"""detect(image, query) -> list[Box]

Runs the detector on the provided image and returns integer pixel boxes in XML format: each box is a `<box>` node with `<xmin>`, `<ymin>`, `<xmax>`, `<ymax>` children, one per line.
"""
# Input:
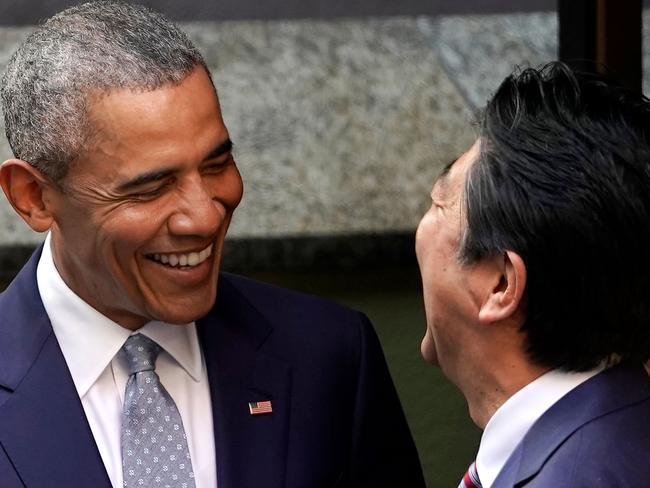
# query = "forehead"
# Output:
<box><xmin>86</xmin><ymin>69</ymin><xmax>219</xmax><ymax>131</ymax></box>
<box><xmin>69</xmin><ymin>68</ymin><xmax>225</xmax><ymax>178</ymax></box>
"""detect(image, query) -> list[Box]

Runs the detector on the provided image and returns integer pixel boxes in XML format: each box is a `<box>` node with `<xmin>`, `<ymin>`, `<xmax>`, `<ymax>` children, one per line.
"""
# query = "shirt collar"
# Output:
<box><xmin>475</xmin><ymin>366</ymin><xmax>604</xmax><ymax>488</ymax></box>
<box><xmin>36</xmin><ymin>233</ymin><xmax>203</xmax><ymax>398</ymax></box>
<box><xmin>136</xmin><ymin>321</ymin><xmax>203</xmax><ymax>383</ymax></box>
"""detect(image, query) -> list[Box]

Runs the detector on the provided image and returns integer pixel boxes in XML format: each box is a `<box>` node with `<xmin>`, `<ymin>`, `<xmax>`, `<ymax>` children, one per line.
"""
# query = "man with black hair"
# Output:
<box><xmin>416</xmin><ymin>62</ymin><xmax>650</xmax><ymax>487</ymax></box>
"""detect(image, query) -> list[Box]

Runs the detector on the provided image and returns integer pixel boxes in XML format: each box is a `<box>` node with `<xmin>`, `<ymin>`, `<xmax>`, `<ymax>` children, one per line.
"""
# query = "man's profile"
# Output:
<box><xmin>416</xmin><ymin>62</ymin><xmax>650</xmax><ymax>487</ymax></box>
<box><xmin>0</xmin><ymin>2</ymin><xmax>424</xmax><ymax>487</ymax></box>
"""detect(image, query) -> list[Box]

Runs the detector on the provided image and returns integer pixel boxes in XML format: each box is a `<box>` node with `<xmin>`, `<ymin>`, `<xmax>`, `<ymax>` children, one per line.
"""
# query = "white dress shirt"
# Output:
<box><xmin>475</xmin><ymin>366</ymin><xmax>604</xmax><ymax>488</ymax></box>
<box><xmin>36</xmin><ymin>233</ymin><xmax>218</xmax><ymax>488</ymax></box>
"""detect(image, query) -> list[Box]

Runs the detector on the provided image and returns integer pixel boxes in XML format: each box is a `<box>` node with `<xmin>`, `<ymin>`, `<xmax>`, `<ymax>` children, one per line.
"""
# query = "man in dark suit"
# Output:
<box><xmin>0</xmin><ymin>2</ymin><xmax>424</xmax><ymax>487</ymax></box>
<box><xmin>416</xmin><ymin>62</ymin><xmax>650</xmax><ymax>487</ymax></box>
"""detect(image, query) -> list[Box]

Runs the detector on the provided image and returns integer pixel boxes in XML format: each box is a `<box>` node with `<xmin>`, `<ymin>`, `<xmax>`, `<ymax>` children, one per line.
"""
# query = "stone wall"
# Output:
<box><xmin>0</xmin><ymin>10</ymin><xmax>580</xmax><ymax>275</ymax></box>
<box><xmin>0</xmin><ymin>13</ymin><xmax>561</xmax><ymax>233</ymax></box>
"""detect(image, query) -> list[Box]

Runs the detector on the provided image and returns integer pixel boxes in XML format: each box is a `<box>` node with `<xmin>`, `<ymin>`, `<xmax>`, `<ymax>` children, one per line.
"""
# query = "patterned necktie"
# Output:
<box><xmin>458</xmin><ymin>461</ymin><xmax>482</xmax><ymax>488</ymax></box>
<box><xmin>121</xmin><ymin>334</ymin><xmax>196</xmax><ymax>488</ymax></box>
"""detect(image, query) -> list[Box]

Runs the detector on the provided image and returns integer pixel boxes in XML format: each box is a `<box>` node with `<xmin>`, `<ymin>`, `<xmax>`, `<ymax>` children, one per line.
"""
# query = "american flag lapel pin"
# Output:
<box><xmin>249</xmin><ymin>400</ymin><xmax>273</xmax><ymax>415</ymax></box>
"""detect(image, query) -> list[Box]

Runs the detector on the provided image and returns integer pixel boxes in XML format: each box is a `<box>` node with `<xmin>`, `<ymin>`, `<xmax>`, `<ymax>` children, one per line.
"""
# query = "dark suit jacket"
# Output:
<box><xmin>492</xmin><ymin>363</ymin><xmax>650</xmax><ymax>487</ymax></box>
<box><xmin>0</xmin><ymin>248</ymin><xmax>425</xmax><ymax>487</ymax></box>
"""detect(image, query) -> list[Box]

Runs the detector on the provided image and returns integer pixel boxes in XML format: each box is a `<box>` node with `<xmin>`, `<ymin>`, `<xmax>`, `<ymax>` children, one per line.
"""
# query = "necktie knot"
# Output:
<box><xmin>122</xmin><ymin>334</ymin><xmax>161</xmax><ymax>375</ymax></box>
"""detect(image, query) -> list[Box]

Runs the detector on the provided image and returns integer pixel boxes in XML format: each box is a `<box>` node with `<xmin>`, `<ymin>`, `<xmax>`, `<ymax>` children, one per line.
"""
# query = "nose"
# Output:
<box><xmin>167</xmin><ymin>177</ymin><xmax>226</xmax><ymax>238</ymax></box>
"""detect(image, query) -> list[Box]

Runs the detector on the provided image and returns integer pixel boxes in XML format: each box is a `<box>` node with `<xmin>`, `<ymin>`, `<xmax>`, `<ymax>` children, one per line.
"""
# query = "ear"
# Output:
<box><xmin>478</xmin><ymin>250</ymin><xmax>526</xmax><ymax>324</ymax></box>
<box><xmin>0</xmin><ymin>159</ymin><xmax>55</xmax><ymax>232</ymax></box>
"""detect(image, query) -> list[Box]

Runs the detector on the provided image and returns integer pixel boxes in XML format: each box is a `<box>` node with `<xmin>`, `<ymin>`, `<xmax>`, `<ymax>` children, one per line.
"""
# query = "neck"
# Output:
<box><xmin>458</xmin><ymin>348</ymin><xmax>550</xmax><ymax>429</ymax></box>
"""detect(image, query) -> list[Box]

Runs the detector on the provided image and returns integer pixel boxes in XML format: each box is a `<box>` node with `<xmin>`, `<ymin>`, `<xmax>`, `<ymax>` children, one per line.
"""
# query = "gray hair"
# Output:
<box><xmin>1</xmin><ymin>1</ymin><xmax>207</xmax><ymax>183</ymax></box>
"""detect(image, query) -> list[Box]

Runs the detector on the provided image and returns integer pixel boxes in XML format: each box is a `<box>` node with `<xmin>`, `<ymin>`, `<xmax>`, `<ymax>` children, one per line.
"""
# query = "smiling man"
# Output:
<box><xmin>416</xmin><ymin>63</ymin><xmax>650</xmax><ymax>487</ymax></box>
<box><xmin>0</xmin><ymin>2</ymin><xmax>424</xmax><ymax>487</ymax></box>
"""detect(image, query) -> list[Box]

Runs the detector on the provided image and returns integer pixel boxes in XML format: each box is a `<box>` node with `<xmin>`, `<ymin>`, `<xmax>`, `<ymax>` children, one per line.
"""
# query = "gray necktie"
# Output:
<box><xmin>121</xmin><ymin>334</ymin><xmax>196</xmax><ymax>488</ymax></box>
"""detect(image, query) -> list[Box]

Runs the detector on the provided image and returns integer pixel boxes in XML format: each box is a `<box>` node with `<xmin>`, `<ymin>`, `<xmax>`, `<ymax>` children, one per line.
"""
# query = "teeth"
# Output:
<box><xmin>187</xmin><ymin>252</ymin><xmax>199</xmax><ymax>266</ymax></box>
<box><xmin>149</xmin><ymin>244</ymin><xmax>213</xmax><ymax>269</ymax></box>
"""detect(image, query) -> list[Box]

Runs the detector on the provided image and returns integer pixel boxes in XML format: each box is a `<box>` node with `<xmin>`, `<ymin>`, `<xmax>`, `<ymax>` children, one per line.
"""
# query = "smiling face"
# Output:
<box><xmin>415</xmin><ymin>141</ymin><xmax>480</xmax><ymax>373</ymax></box>
<box><xmin>46</xmin><ymin>67</ymin><xmax>243</xmax><ymax>329</ymax></box>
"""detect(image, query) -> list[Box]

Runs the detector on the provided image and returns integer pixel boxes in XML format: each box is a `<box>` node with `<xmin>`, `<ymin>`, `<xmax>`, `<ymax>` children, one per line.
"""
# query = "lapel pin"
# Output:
<box><xmin>249</xmin><ymin>400</ymin><xmax>273</xmax><ymax>415</ymax></box>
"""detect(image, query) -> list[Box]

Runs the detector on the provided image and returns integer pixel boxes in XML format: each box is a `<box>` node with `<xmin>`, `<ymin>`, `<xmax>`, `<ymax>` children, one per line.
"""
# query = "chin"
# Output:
<box><xmin>420</xmin><ymin>335</ymin><xmax>439</xmax><ymax>366</ymax></box>
<box><xmin>165</xmin><ymin>304</ymin><xmax>214</xmax><ymax>324</ymax></box>
<box><xmin>157</xmin><ymin>275</ymin><xmax>221</xmax><ymax>324</ymax></box>
<box><xmin>149</xmin><ymin>295</ymin><xmax>217</xmax><ymax>324</ymax></box>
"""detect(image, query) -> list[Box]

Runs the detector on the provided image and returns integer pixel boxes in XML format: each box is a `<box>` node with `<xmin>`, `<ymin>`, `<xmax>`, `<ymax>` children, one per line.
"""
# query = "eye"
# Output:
<box><xmin>205</xmin><ymin>163</ymin><xmax>226</xmax><ymax>173</ymax></box>
<box><xmin>204</xmin><ymin>156</ymin><xmax>234</xmax><ymax>174</ymax></box>
<box><xmin>432</xmin><ymin>200</ymin><xmax>445</xmax><ymax>213</ymax></box>
<box><xmin>130</xmin><ymin>181</ymin><xmax>173</xmax><ymax>200</ymax></box>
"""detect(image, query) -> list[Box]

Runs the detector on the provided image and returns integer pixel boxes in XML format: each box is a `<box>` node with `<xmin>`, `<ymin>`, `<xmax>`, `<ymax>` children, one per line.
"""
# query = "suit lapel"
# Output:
<box><xmin>494</xmin><ymin>363</ymin><xmax>650</xmax><ymax>486</ymax></box>
<box><xmin>0</xmin><ymin>247</ymin><xmax>111</xmax><ymax>487</ymax></box>
<box><xmin>198</xmin><ymin>274</ymin><xmax>292</xmax><ymax>488</ymax></box>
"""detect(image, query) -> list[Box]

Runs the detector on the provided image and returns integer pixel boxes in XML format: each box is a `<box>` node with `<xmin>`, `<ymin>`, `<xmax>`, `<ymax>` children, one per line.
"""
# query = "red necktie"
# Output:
<box><xmin>458</xmin><ymin>461</ymin><xmax>482</xmax><ymax>488</ymax></box>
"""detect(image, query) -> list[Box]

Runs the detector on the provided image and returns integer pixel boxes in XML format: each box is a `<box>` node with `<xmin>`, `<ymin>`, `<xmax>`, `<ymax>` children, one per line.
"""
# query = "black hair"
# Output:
<box><xmin>462</xmin><ymin>62</ymin><xmax>650</xmax><ymax>371</ymax></box>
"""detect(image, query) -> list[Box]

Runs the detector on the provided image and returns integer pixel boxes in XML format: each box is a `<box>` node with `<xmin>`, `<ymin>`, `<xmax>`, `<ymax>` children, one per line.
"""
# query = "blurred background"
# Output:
<box><xmin>0</xmin><ymin>1</ymin><xmax>646</xmax><ymax>485</ymax></box>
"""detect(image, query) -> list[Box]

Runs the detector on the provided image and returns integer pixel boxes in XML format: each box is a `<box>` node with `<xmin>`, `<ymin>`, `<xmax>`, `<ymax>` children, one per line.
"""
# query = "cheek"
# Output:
<box><xmin>96</xmin><ymin>209</ymin><xmax>166</xmax><ymax>259</ymax></box>
<box><xmin>112</xmin><ymin>208</ymin><xmax>163</xmax><ymax>233</ymax></box>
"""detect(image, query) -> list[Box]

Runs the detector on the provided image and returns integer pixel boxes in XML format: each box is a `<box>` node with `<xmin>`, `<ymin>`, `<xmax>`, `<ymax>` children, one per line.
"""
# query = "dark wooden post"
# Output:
<box><xmin>559</xmin><ymin>0</ymin><xmax>642</xmax><ymax>93</ymax></box>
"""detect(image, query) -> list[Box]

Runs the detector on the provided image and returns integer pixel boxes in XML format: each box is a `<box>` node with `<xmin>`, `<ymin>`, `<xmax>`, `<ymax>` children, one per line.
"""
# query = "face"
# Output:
<box><xmin>46</xmin><ymin>67</ymin><xmax>243</xmax><ymax>329</ymax></box>
<box><xmin>415</xmin><ymin>141</ymin><xmax>480</xmax><ymax>375</ymax></box>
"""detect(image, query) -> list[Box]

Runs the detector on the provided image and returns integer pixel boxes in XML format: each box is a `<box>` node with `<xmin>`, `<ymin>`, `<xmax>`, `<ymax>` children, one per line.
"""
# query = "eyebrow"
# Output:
<box><xmin>116</xmin><ymin>138</ymin><xmax>234</xmax><ymax>192</ymax></box>
<box><xmin>204</xmin><ymin>138</ymin><xmax>233</xmax><ymax>161</ymax></box>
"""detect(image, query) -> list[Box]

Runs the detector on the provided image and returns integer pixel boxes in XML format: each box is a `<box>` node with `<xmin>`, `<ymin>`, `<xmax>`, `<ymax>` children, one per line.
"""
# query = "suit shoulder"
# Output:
<box><xmin>570</xmin><ymin>393</ymin><xmax>650</xmax><ymax>452</ymax></box>
<box><xmin>531</xmin><ymin>395</ymin><xmax>650</xmax><ymax>486</ymax></box>
<box><xmin>563</xmin><ymin>391</ymin><xmax>650</xmax><ymax>450</ymax></box>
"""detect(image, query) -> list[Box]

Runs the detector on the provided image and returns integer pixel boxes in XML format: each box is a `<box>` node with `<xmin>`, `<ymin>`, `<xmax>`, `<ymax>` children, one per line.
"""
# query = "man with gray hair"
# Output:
<box><xmin>0</xmin><ymin>2</ymin><xmax>424</xmax><ymax>487</ymax></box>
